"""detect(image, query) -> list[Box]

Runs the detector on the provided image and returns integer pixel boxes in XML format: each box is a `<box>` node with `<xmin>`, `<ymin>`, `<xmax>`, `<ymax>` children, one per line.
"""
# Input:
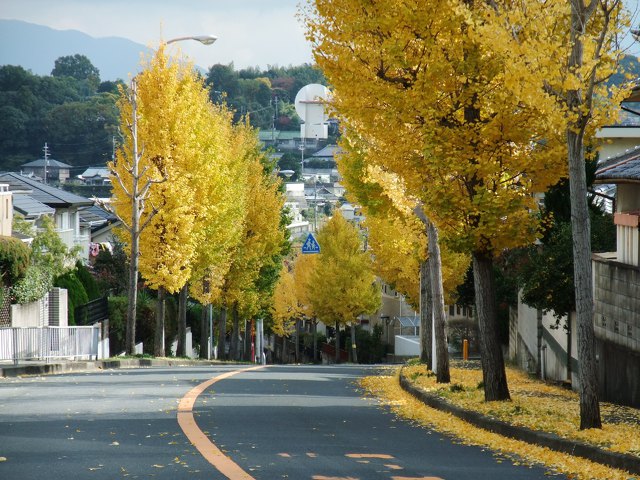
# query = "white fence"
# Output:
<box><xmin>0</xmin><ymin>326</ymin><xmax>99</xmax><ymax>364</ymax></box>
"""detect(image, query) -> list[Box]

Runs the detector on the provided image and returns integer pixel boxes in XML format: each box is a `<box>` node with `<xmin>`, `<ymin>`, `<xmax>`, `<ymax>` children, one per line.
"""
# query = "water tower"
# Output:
<box><xmin>294</xmin><ymin>83</ymin><xmax>330</xmax><ymax>140</ymax></box>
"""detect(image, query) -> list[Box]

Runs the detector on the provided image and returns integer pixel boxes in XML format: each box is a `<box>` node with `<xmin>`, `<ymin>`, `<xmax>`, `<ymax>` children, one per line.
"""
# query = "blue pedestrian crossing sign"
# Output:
<box><xmin>301</xmin><ymin>232</ymin><xmax>321</xmax><ymax>254</ymax></box>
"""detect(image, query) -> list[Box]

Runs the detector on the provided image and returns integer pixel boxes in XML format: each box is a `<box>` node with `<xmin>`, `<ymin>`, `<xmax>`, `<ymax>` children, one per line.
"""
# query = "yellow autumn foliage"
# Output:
<box><xmin>306</xmin><ymin>0</ymin><xmax>569</xmax><ymax>256</ymax></box>
<box><xmin>311</xmin><ymin>211</ymin><xmax>380</xmax><ymax>327</ymax></box>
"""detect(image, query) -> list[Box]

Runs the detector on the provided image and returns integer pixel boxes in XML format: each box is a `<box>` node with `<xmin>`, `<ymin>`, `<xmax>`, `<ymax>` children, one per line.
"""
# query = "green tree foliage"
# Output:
<box><xmin>74</xmin><ymin>260</ymin><xmax>101</xmax><ymax>301</ymax></box>
<box><xmin>0</xmin><ymin>59</ymin><xmax>117</xmax><ymax>172</ymax></box>
<box><xmin>51</xmin><ymin>54</ymin><xmax>101</xmax><ymax>94</ymax></box>
<box><xmin>518</xmin><ymin>160</ymin><xmax>616</xmax><ymax>321</ymax></box>
<box><xmin>0</xmin><ymin>236</ymin><xmax>30</xmax><ymax>287</ymax></box>
<box><xmin>205</xmin><ymin>63</ymin><xmax>326</xmax><ymax>130</ymax></box>
<box><xmin>92</xmin><ymin>240</ymin><xmax>128</xmax><ymax>295</ymax></box>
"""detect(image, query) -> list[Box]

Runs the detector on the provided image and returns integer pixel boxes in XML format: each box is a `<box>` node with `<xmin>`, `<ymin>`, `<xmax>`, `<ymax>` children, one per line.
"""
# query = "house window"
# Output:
<box><xmin>614</xmin><ymin>320</ymin><xmax>619</xmax><ymax>334</ymax></box>
<box><xmin>628</xmin><ymin>325</ymin><xmax>633</xmax><ymax>338</ymax></box>
<box><xmin>601</xmin><ymin>316</ymin><xmax>607</xmax><ymax>328</ymax></box>
<box><xmin>449</xmin><ymin>305</ymin><xmax>455</xmax><ymax>316</ymax></box>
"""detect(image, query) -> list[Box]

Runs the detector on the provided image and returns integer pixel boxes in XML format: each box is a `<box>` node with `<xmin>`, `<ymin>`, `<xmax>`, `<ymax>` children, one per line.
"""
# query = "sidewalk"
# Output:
<box><xmin>0</xmin><ymin>357</ymin><xmax>220</xmax><ymax>378</ymax></box>
<box><xmin>397</xmin><ymin>362</ymin><xmax>640</xmax><ymax>477</ymax></box>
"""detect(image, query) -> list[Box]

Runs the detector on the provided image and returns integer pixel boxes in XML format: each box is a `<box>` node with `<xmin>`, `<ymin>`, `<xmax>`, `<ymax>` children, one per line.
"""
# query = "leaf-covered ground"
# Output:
<box><xmin>361</xmin><ymin>362</ymin><xmax>640</xmax><ymax>480</ymax></box>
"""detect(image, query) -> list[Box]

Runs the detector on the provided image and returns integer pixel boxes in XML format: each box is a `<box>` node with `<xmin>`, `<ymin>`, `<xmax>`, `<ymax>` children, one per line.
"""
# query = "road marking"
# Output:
<box><xmin>278</xmin><ymin>453</ymin><xmax>291</xmax><ymax>458</ymax></box>
<box><xmin>391</xmin><ymin>477</ymin><xmax>444</xmax><ymax>480</ymax></box>
<box><xmin>312</xmin><ymin>477</ymin><xmax>360</xmax><ymax>480</ymax></box>
<box><xmin>177</xmin><ymin>365</ymin><xmax>263</xmax><ymax>480</ymax></box>
<box><xmin>346</xmin><ymin>453</ymin><xmax>394</xmax><ymax>459</ymax></box>
<box><xmin>385</xmin><ymin>464</ymin><xmax>404</xmax><ymax>470</ymax></box>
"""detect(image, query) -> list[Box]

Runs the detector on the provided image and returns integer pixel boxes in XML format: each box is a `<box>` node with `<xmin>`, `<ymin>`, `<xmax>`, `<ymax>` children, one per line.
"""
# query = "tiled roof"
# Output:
<box><xmin>80</xmin><ymin>167</ymin><xmax>110</xmax><ymax>178</ymax></box>
<box><xmin>12</xmin><ymin>193</ymin><xmax>55</xmax><ymax>217</ymax></box>
<box><xmin>595</xmin><ymin>146</ymin><xmax>640</xmax><ymax>183</ymax></box>
<box><xmin>21</xmin><ymin>158</ymin><xmax>72</xmax><ymax>168</ymax></box>
<box><xmin>311</xmin><ymin>144</ymin><xmax>342</xmax><ymax>158</ymax></box>
<box><xmin>0</xmin><ymin>172</ymin><xmax>93</xmax><ymax>207</ymax></box>
<box><xmin>79</xmin><ymin>205</ymin><xmax>117</xmax><ymax>226</ymax></box>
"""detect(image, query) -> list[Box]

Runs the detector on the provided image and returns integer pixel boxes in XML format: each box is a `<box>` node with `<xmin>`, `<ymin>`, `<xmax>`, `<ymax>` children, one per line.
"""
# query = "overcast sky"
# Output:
<box><xmin>0</xmin><ymin>0</ymin><xmax>314</xmax><ymax>70</ymax></box>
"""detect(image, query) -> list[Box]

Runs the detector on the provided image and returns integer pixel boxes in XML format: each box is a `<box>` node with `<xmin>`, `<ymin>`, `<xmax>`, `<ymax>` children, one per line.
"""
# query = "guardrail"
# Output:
<box><xmin>0</xmin><ymin>326</ymin><xmax>99</xmax><ymax>364</ymax></box>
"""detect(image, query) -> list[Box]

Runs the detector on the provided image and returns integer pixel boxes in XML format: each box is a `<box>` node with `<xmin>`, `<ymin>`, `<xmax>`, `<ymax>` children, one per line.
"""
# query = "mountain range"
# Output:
<box><xmin>0</xmin><ymin>19</ymin><xmax>161</xmax><ymax>81</ymax></box>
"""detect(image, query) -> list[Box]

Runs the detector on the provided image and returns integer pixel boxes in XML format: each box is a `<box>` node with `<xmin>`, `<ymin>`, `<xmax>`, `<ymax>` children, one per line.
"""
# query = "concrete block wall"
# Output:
<box><xmin>593</xmin><ymin>258</ymin><xmax>640</xmax><ymax>353</ymax></box>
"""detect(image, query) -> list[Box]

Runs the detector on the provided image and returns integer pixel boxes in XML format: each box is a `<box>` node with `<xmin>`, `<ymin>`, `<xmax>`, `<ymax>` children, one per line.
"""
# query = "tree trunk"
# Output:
<box><xmin>177</xmin><ymin>284</ymin><xmax>188</xmax><ymax>357</ymax></box>
<box><xmin>199</xmin><ymin>303</ymin><xmax>208</xmax><ymax>359</ymax></box>
<box><xmin>281</xmin><ymin>335</ymin><xmax>287</xmax><ymax>363</ymax></box>
<box><xmin>125</xmin><ymin>238</ymin><xmax>139</xmax><ymax>355</ymax></box>
<box><xmin>426</xmin><ymin>219</ymin><xmax>449</xmax><ymax>383</ymax></box>
<box><xmin>218</xmin><ymin>306</ymin><xmax>227</xmax><ymax>360</ymax></box>
<box><xmin>567</xmin><ymin>127</ymin><xmax>601</xmax><ymax>428</ymax></box>
<box><xmin>230</xmin><ymin>304</ymin><xmax>239</xmax><ymax>360</ymax></box>
<box><xmin>124</xmin><ymin>79</ymin><xmax>141</xmax><ymax>357</ymax></box>
<box><xmin>334</xmin><ymin>321</ymin><xmax>340</xmax><ymax>364</ymax></box>
<box><xmin>295</xmin><ymin>319</ymin><xmax>300</xmax><ymax>363</ymax></box>
<box><xmin>313</xmin><ymin>320</ymin><xmax>318</xmax><ymax>363</ymax></box>
<box><xmin>473</xmin><ymin>252</ymin><xmax>510</xmax><ymax>401</ymax></box>
<box><xmin>419</xmin><ymin>258</ymin><xmax>433</xmax><ymax>367</ymax></box>
<box><xmin>154</xmin><ymin>286</ymin><xmax>166</xmax><ymax>357</ymax></box>
<box><xmin>243</xmin><ymin>319</ymin><xmax>251</xmax><ymax>361</ymax></box>
<box><xmin>350</xmin><ymin>323</ymin><xmax>358</xmax><ymax>364</ymax></box>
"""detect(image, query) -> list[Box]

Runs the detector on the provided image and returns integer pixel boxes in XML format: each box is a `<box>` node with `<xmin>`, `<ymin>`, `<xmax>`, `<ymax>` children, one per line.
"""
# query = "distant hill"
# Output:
<box><xmin>0</xmin><ymin>19</ymin><xmax>155</xmax><ymax>81</ymax></box>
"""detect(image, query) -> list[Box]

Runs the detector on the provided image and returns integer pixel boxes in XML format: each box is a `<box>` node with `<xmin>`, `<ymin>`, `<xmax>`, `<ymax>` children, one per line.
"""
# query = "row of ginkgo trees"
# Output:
<box><xmin>108</xmin><ymin>44</ymin><xmax>287</xmax><ymax>359</ymax></box>
<box><xmin>272</xmin><ymin>212</ymin><xmax>381</xmax><ymax>364</ymax></box>
<box><xmin>304</xmin><ymin>0</ymin><xmax>632</xmax><ymax>430</ymax></box>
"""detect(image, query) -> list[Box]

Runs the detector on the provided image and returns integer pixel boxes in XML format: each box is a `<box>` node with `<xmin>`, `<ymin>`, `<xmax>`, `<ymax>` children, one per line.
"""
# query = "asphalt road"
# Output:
<box><xmin>0</xmin><ymin>364</ymin><xmax>565</xmax><ymax>479</ymax></box>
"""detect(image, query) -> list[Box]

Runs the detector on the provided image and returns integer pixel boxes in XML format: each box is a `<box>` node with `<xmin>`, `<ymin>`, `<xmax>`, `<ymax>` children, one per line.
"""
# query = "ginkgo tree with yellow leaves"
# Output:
<box><xmin>109</xmin><ymin>43</ymin><xmax>276</xmax><ymax>357</ymax></box>
<box><xmin>215</xmin><ymin>137</ymin><xmax>287</xmax><ymax>361</ymax></box>
<box><xmin>306</xmin><ymin>0</ymin><xmax>571</xmax><ymax>400</ymax></box>
<box><xmin>309</xmin><ymin>211</ymin><xmax>380</xmax><ymax>363</ymax></box>
<box><xmin>338</xmin><ymin>141</ymin><xmax>469</xmax><ymax>381</ymax></box>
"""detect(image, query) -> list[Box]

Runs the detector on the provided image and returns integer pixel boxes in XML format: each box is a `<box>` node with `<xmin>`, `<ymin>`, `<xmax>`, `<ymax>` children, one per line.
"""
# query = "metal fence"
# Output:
<box><xmin>0</xmin><ymin>326</ymin><xmax>99</xmax><ymax>364</ymax></box>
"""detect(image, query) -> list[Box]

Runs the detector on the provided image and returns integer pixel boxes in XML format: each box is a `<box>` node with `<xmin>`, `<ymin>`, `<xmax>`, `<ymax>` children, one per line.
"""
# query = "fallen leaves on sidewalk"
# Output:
<box><xmin>403</xmin><ymin>362</ymin><xmax>640</xmax><ymax>458</ymax></box>
<box><xmin>361</xmin><ymin>366</ymin><xmax>637</xmax><ymax>480</ymax></box>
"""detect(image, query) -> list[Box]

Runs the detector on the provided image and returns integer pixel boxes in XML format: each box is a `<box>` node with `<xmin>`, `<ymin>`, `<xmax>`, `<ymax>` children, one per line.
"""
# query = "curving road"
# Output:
<box><xmin>0</xmin><ymin>364</ymin><xmax>564</xmax><ymax>479</ymax></box>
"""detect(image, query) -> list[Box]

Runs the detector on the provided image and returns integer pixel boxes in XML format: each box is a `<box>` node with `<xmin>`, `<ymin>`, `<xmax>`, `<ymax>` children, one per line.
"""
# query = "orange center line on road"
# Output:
<box><xmin>177</xmin><ymin>365</ymin><xmax>264</xmax><ymax>480</ymax></box>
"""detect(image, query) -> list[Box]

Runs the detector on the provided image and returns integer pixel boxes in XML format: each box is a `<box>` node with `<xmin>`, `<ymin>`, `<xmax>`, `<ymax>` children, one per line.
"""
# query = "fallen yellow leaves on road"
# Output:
<box><xmin>361</xmin><ymin>364</ymin><xmax>638</xmax><ymax>480</ymax></box>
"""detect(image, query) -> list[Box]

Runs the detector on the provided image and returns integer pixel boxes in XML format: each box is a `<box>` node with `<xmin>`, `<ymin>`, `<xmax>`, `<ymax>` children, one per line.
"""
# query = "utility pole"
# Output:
<box><xmin>42</xmin><ymin>142</ymin><xmax>50</xmax><ymax>184</ymax></box>
<box><xmin>299</xmin><ymin>140</ymin><xmax>305</xmax><ymax>179</ymax></box>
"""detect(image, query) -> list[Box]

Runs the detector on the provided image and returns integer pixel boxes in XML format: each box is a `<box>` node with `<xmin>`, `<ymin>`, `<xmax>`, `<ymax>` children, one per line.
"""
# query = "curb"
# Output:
<box><xmin>0</xmin><ymin>358</ymin><xmax>221</xmax><ymax>378</ymax></box>
<box><xmin>399</xmin><ymin>369</ymin><xmax>640</xmax><ymax>476</ymax></box>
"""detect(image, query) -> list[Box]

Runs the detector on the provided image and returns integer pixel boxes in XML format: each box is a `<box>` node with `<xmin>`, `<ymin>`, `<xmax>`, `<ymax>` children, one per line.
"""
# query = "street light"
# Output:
<box><xmin>166</xmin><ymin>34</ymin><xmax>218</xmax><ymax>46</ymax></box>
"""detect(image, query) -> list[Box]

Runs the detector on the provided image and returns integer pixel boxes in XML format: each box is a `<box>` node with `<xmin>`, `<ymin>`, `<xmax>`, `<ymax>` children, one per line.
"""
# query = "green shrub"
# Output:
<box><xmin>11</xmin><ymin>265</ymin><xmax>51</xmax><ymax>304</ymax></box>
<box><xmin>75</xmin><ymin>261</ymin><xmax>101</xmax><ymax>300</ymax></box>
<box><xmin>0</xmin><ymin>236</ymin><xmax>30</xmax><ymax>286</ymax></box>
<box><xmin>108</xmin><ymin>296</ymin><xmax>128</xmax><ymax>354</ymax></box>
<box><xmin>54</xmin><ymin>271</ymin><xmax>88</xmax><ymax>325</ymax></box>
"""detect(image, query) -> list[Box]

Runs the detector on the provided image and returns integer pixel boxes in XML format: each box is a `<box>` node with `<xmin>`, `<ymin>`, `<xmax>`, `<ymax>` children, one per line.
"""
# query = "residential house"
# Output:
<box><xmin>591</xmin><ymin>147</ymin><xmax>640</xmax><ymax>407</ymax></box>
<box><xmin>510</xmin><ymin>92</ymin><xmax>640</xmax><ymax>407</ymax></box>
<box><xmin>283</xmin><ymin>182</ymin><xmax>310</xmax><ymax>239</ymax></box>
<box><xmin>20</xmin><ymin>158</ymin><xmax>72</xmax><ymax>184</ymax></box>
<box><xmin>0</xmin><ymin>173</ymin><xmax>94</xmax><ymax>260</ymax></box>
<box><xmin>78</xmin><ymin>167</ymin><xmax>111</xmax><ymax>186</ymax></box>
